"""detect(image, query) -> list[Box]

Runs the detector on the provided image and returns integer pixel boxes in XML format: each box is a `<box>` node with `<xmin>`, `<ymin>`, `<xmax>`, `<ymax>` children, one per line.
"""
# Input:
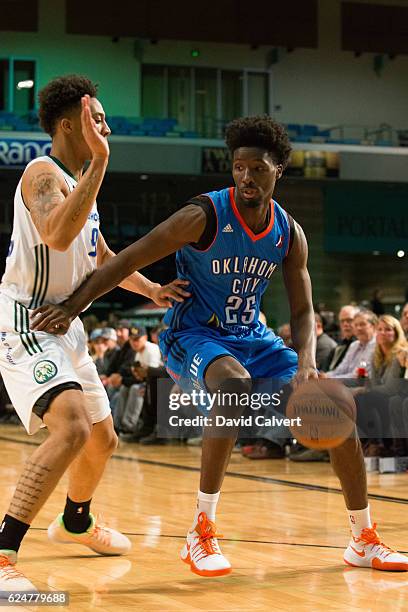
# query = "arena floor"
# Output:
<box><xmin>1</xmin><ymin>424</ymin><xmax>408</xmax><ymax>611</ymax></box>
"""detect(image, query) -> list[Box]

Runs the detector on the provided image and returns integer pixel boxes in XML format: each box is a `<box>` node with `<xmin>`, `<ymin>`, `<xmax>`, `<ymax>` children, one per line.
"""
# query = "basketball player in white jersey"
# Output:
<box><xmin>0</xmin><ymin>74</ymin><xmax>189</xmax><ymax>593</ymax></box>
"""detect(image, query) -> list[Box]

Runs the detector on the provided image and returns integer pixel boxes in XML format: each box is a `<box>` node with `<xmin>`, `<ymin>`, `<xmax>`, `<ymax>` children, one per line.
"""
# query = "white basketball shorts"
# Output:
<box><xmin>0</xmin><ymin>293</ymin><xmax>110</xmax><ymax>434</ymax></box>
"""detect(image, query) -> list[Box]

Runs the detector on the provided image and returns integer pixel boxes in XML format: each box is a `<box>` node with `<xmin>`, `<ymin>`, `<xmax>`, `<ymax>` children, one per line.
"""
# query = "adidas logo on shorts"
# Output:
<box><xmin>222</xmin><ymin>224</ymin><xmax>234</xmax><ymax>233</ymax></box>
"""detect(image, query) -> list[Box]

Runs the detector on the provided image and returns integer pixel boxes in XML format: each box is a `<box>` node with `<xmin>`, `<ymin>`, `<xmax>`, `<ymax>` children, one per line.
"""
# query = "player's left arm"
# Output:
<box><xmin>96</xmin><ymin>232</ymin><xmax>190</xmax><ymax>307</ymax></box>
<box><xmin>282</xmin><ymin>221</ymin><xmax>317</xmax><ymax>383</ymax></box>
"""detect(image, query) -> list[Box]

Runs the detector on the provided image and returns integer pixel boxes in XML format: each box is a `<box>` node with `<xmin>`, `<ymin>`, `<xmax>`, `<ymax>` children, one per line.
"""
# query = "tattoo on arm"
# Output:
<box><xmin>71</xmin><ymin>168</ymin><xmax>99</xmax><ymax>222</ymax></box>
<box><xmin>29</xmin><ymin>172</ymin><xmax>64</xmax><ymax>234</ymax></box>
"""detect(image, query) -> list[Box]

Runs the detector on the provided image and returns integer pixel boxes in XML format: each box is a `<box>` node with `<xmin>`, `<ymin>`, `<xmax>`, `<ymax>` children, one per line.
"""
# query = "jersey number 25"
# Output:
<box><xmin>225</xmin><ymin>295</ymin><xmax>256</xmax><ymax>325</ymax></box>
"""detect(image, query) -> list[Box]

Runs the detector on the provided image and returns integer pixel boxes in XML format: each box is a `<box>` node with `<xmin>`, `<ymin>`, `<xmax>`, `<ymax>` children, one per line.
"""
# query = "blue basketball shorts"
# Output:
<box><xmin>159</xmin><ymin>325</ymin><xmax>298</xmax><ymax>393</ymax></box>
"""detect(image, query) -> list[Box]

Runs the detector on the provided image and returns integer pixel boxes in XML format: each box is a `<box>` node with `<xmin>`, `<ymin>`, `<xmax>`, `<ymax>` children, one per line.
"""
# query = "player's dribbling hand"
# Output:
<box><xmin>149</xmin><ymin>279</ymin><xmax>191</xmax><ymax>308</ymax></box>
<box><xmin>292</xmin><ymin>366</ymin><xmax>319</xmax><ymax>388</ymax></box>
<box><xmin>30</xmin><ymin>304</ymin><xmax>72</xmax><ymax>335</ymax></box>
<box><xmin>81</xmin><ymin>95</ymin><xmax>109</xmax><ymax>160</ymax></box>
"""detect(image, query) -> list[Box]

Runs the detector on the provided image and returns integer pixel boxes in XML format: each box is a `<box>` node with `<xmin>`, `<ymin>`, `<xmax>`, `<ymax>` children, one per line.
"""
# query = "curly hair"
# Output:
<box><xmin>38</xmin><ymin>74</ymin><xmax>98</xmax><ymax>136</ymax></box>
<box><xmin>225</xmin><ymin>115</ymin><xmax>292</xmax><ymax>168</ymax></box>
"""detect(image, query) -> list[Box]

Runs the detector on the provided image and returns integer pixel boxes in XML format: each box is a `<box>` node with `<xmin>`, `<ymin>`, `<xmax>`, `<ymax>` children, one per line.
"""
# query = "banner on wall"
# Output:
<box><xmin>0</xmin><ymin>138</ymin><xmax>51</xmax><ymax>167</ymax></box>
<box><xmin>324</xmin><ymin>184</ymin><xmax>408</xmax><ymax>253</ymax></box>
<box><xmin>201</xmin><ymin>147</ymin><xmax>339</xmax><ymax>178</ymax></box>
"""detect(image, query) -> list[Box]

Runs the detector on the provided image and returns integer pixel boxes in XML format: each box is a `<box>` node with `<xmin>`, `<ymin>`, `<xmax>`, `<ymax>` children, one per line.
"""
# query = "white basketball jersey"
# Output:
<box><xmin>0</xmin><ymin>156</ymin><xmax>100</xmax><ymax>308</ymax></box>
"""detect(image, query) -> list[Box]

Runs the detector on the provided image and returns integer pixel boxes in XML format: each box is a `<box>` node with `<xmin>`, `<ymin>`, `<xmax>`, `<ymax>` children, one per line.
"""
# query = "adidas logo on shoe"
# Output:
<box><xmin>222</xmin><ymin>224</ymin><xmax>234</xmax><ymax>233</ymax></box>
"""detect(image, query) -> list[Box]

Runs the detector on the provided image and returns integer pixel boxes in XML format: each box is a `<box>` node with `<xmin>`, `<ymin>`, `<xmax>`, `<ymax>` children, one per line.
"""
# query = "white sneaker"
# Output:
<box><xmin>180</xmin><ymin>512</ymin><xmax>231</xmax><ymax>577</ymax></box>
<box><xmin>0</xmin><ymin>551</ymin><xmax>37</xmax><ymax>596</ymax></box>
<box><xmin>344</xmin><ymin>523</ymin><xmax>408</xmax><ymax>571</ymax></box>
<box><xmin>48</xmin><ymin>513</ymin><xmax>131</xmax><ymax>556</ymax></box>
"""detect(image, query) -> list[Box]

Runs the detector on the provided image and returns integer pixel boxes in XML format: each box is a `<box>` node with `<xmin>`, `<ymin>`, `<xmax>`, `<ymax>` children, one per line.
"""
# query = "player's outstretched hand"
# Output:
<box><xmin>30</xmin><ymin>304</ymin><xmax>72</xmax><ymax>335</ymax></box>
<box><xmin>150</xmin><ymin>279</ymin><xmax>191</xmax><ymax>308</ymax></box>
<box><xmin>81</xmin><ymin>94</ymin><xmax>109</xmax><ymax>160</ymax></box>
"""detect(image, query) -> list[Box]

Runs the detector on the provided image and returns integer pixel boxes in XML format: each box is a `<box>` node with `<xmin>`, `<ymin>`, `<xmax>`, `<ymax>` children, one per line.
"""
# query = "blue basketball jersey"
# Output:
<box><xmin>163</xmin><ymin>187</ymin><xmax>291</xmax><ymax>336</ymax></box>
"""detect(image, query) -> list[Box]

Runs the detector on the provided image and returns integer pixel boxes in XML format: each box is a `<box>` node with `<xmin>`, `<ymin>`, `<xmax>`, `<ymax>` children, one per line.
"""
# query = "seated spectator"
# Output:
<box><xmin>150</xmin><ymin>323</ymin><xmax>166</xmax><ymax>345</ymax></box>
<box><xmin>115</xmin><ymin>319</ymin><xmax>131</xmax><ymax>348</ymax></box>
<box><xmin>90</xmin><ymin>327</ymin><xmax>119</xmax><ymax>382</ymax></box>
<box><xmin>121</xmin><ymin>363</ymin><xmax>171</xmax><ymax>444</ymax></box>
<box><xmin>326</xmin><ymin>305</ymin><xmax>358</xmax><ymax>372</ymax></box>
<box><xmin>400</xmin><ymin>302</ymin><xmax>408</xmax><ymax>341</ymax></box>
<box><xmin>104</xmin><ymin>320</ymin><xmax>134</xmax><ymax>381</ymax></box>
<box><xmin>356</xmin><ymin>315</ymin><xmax>407</xmax><ymax>457</ymax></box>
<box><xmin>326</xmin><ymin>310</ymin><xmax>377</xmax><ymax>380</ymax></box>
<box><xmin>388</xmin><ymin>349</ymin><xmax>408</xmax><ymax>456</ymax></box>
<box><xmin>315</xmin><ymin>313</ymin><xmax>337</xmax><ymax>371</ymax></box>
<box><xmin>114</xmin><ymin>326</ymin><xmax>162</xmax><ymax>433</ymax></box>
<box><xmin>277</xmin><ymin>323</ymin><xmax>292</xmax><ymax>348</ymax></box>
<box><xmin>100</xmin><ymin>328</ymin><xmax>119</xmax><ymax>376</ymax></box>
<box><xmin>89</xmin><ymin>328</ymin><xmax>107</xmax><ymax>375</ymax></box>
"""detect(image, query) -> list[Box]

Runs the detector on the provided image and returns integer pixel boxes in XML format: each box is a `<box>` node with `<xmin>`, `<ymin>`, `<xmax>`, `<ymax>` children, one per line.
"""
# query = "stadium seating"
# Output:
<box><xmin>0</xmin><ymin>111</ymin><xmax>397</xmax><ymax>145</ymax></box>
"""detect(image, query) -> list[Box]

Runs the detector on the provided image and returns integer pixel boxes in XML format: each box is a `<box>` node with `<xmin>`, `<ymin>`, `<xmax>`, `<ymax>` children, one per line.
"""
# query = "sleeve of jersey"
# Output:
<box><xmin>180</xmin><ymin>195</ymin><xmax>217</xmax><ymax>251</ymax></box>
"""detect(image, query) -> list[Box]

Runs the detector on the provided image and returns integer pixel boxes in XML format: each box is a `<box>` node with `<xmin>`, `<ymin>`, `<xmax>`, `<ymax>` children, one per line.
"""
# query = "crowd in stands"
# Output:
<box><xmin>243</xmin><ymin>304</ymin><xmax>408</xmax><ymax>462</ymax></box>
<box><xmin>1</xmin><ymin>303</ymin><xmax>408</xmax><ymax>468</ymax></box>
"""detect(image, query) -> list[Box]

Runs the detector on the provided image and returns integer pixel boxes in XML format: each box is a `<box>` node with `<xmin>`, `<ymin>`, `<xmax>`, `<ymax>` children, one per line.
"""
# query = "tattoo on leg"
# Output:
<box><xmin>8</xmin><ymin>460</ymin><xmax>53</xmax><ymax>521</ymax></box>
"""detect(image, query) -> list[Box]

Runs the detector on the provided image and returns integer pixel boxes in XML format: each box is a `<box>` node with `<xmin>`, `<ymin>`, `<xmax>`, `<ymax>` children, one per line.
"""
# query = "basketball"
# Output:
<box><xmin>286</xmin><ymin>379</ymin><xmax>356</xmax><ymax>450</ymax></box>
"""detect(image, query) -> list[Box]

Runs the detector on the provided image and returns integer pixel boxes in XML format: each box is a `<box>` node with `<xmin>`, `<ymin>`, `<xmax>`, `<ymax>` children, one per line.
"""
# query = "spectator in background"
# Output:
<box><xmin>89</xmin><ymin>328</ymin><xmax>107</xmax><ymax>375</ymax></box>
<box><xmin>121</xmin><ymin>363</ymin><xmax>171</xmax><ymax>445</ymax></box>
<box><xmin>400</xmin><ymin>303</ymin><xmax>408</xmax><ymax>340</ymax></box>
<box><xmin>90</xmin><ymin>327</ymin><xmax>119</xmax><ymax>381</ymax></box>
<box><xmin>277</xmin><ymin>323</ymin><xmax>292</xmax><ymax>348</ymax></box>
<box><xmin>128</xmin><ymin>326</ymin><xmax>161</xmax><ymax>369</ymax></box>
<box><xmin>105</xmin><ymin>319</ymin><xmax>135</xmax><ymax>381</ymax></box>
<box><xmin>327</xmin><ymin>310</ymin><xmax>377</xmax><ymax>380</ymax></box>
<box><xmin>103</xmin><ymin>321</ymin><xmax>135</xmax><ymax>417</ymax></box>
<box><xmin>115</xmin><ymin>319</ymin><xmax>131</xmax><ymax>348</ymax></box>
<box><xmin>388</xmin><ymin>349</ymin><xmax>408</xmax><ymax>456</ymax></box>
<box><xmin>356</xmin><ymin>315</ymin><xmax>407</xmax><ymax>457</ymax></box>
<box><xmin>326</xmin><ymin>305</ymin><xmax>358</xmax><ymax>372</ymax></box>
<box><xmin>371</xmin><ymin>289</ymin><xmax>385</xmax><ymax>316</ymax></box>
<box><xmin>100</xmin><ymin>327</ymin><xmax>119</xmax><ymax>375</ymax></box>
<box><xmin>114</xmin><ymin>326</ymin><xmax>162</xmax><ymax>433</ymax></box>
<box><xmin>150</xmin><ymin>323</ymin><xmax>166</xmax><ymax>345</ymax></box>
<box><xmin>315</xmin><ymin>313</ymin><xmax>337</xmax><ymax>371</ymax></box>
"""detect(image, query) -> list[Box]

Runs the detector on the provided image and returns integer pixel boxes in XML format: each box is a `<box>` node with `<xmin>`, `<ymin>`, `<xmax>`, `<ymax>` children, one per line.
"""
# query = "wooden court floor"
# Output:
<box><xmin>1</xmin><ymin>424</ymin><xmax>408</xmax><ymax>611</ymax></box>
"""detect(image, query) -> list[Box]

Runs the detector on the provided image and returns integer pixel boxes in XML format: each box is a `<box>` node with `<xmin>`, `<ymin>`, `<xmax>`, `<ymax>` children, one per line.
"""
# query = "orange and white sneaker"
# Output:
<box><xmin>180</xmin><ymin>512</ymin><xmax>231</xmax><ymax>577</ymax></box>
<box><xmin>48</xmin><ymin>513</ymin><xmax>131</xmax><ymax>556</ymax></box>
<box><xmin>344</xmin><ymin>523</ymin><xmax>408</xmax><ymax>571</ymax></box>
<box><xmin>0</xmin><ymin>551</ymin><xmax>37</xmax><ymax>596</ymax></box>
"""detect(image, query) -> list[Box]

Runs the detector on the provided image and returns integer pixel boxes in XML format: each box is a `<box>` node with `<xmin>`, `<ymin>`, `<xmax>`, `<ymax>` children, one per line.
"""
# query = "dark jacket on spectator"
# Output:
<box><xmin>316</xmin><ymin>333</ymin><xmax>337</xmax><ymax>371</ymax></box>
<box><xmin>95</xmin><ymin>347</ymin><xmax>120</xmax><ymax>376</ymax></box>
<box><xmin>106</xmin><ymin>341</ymin><xmax>135</xmax><ymax>377</ymax></box>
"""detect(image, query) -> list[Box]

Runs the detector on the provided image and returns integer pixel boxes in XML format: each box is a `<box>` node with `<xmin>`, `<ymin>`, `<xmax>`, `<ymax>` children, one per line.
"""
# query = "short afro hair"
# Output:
<box><xmin>39</xmin><ymin>74</ymin><xmax>98</xmax><ymax>136</ymax></box>
<box><xmin>225</xmin><ymin>115</ymin><xmax>292</xmax><ymax>168</ymax></box>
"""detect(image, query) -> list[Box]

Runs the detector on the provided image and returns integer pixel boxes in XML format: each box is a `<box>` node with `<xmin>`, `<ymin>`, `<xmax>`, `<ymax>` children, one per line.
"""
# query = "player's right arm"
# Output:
<box><xmin>22</xmin><ymin>95</ymin><xmax>109</xmax><ymax>251</ymax></box>
<box><xmin>30</xmin><ymin>204</ymin><xmax>207</xmax><ymax>331</ymax></box>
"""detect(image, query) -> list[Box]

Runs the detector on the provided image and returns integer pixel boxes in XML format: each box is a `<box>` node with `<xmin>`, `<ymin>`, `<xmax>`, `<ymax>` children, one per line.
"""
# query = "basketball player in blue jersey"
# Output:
<box><xmin>0</xmin><ymin>74</ymin><xmax>188</xmax><ymax>593</ymax></box>
<box><xmin>33</xmin><ymin>116</ymin><xmax>408</xmax><ymax>577</ymax></box>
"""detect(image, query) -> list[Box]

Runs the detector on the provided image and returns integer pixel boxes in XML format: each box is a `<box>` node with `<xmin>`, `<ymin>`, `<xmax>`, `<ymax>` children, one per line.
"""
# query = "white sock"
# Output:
<box><xmin>347</xmin><ymin>505</ymin><xmax>372</xmax><ymax>538</ymax></box>
<box><xmin>192</xmin><ymin>491</ymin><xmax>220</xmax><ymax>527</ymax></box>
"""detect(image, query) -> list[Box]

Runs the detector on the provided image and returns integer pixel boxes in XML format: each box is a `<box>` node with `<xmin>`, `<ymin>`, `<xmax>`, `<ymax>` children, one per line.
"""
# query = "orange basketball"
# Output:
<box><xmin>286</xmin><ymin>379</ymin><xmax>356</xmax><ymax>450</ymax></box>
